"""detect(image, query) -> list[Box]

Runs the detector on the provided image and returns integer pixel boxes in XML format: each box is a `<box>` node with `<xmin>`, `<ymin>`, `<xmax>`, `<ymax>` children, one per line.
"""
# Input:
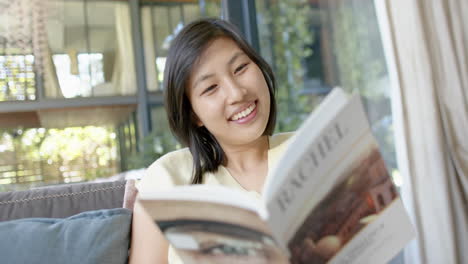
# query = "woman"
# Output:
<box><xmin>130</xmin><ymin>18</ymin><xmax>293</xmax><ymax>264</ymax></box>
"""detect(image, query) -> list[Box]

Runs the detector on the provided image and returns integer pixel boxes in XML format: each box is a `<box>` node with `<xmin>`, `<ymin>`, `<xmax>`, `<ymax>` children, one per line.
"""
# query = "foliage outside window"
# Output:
<box><xmin>257</xmin><ymin>0</ymin><xmax>317</xmax><ymax>132</ymax></box>
<box><xmin>0</xmin><ymin>127</ymin><xmax>119</xmax><ymax>192</ymax></box>
<box><xmin>256</xmin><ymin>0</ymin><xmax>400</xmax><ymax>184</ymax></box>
<box><xmin>326</xmin><ymin>0</ymin><xmax>396</xmax><ymax>171</ymax></box>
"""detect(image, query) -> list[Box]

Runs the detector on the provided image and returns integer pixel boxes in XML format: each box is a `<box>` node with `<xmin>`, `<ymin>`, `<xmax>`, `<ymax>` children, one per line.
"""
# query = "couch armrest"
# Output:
<box><xmin>123</xmin><ymin>179</ymin><xmax>138</xmax><ymax>211</ymax></box>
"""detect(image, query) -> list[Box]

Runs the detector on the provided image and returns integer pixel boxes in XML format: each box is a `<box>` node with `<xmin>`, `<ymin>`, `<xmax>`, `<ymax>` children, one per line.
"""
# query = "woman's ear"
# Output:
<box><xmin>191</xmin><ymin>111</ymin><xmax>204</xmax><ymax>127</ymax></box>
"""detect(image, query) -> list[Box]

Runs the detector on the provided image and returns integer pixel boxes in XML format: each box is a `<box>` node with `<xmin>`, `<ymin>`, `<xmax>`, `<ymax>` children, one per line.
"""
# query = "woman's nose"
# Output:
<box><xmin>224</xmin><ymin>78</ymin><xmax>246</xmax><ymax>104</ymax></box>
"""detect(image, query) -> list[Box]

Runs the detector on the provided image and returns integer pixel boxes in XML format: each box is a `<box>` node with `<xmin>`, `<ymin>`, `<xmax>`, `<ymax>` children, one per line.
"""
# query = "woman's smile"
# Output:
<box><xmin>229</xmin><ymin>101</ymin><xmax>258</xmax><ymax>124</ymax></box>
<box><xmin>188</xmin><ymin>37</ymin><xmax>271</xmax><ymax>147</ymax></box>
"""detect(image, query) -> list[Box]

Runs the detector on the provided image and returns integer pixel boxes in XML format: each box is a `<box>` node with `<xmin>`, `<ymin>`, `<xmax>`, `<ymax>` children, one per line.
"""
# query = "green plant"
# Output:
<box><xmin>0</xmin><ymin>126</ymin><xmax>118</xmax><ymax>192</ymax></box>
<box><xmin>258</xmin><ymin>0</ymin><xmax>315</xmax><ymax>132</ymax></box>
<box><xmin>330</xmin><ymin>1</ymin><xmax>387</xmax><ymax>99</ymax></box>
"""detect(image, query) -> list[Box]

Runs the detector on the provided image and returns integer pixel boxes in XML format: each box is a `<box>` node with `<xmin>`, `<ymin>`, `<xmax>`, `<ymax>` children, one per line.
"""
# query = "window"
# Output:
<box><xmin>256</xmin><ymin>0</ymin><xmax>401</xmax><ymax>187</ymax></box>
<box><xmin>52</xmin><ymin>53</ymin><xmax>105</xmax><ymax>98</ymax></box>
<box><xmin>0</xmin><ymin>55</ymin><xmax>36</xmax><ymax>101</ymax></box>
<box><xmin>141</xmin><ymin>1</ymin><xmax>222</xmax><ymax>91</ymax></box>
<box><xmin>45</xmin><ymin>0</ymin><xmax>135</xmax><ymax>98</ymax></box>
<box><xmin>0</xmin><ymin>127</ymin><xmax>119</xmax><ymax>192</ymax></box>
<box><xmin>128</xmin><ymin>1</ymin><xmax>223</xmax><ymax>169</ymax></box>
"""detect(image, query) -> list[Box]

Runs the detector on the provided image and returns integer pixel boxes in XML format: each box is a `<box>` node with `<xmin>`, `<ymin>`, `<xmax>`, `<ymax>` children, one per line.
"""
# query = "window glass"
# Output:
<box><xmin>183</xmin><ymin>4</ymin><xmax>201</xmax><ymax>25</ymax></box>
<box><xmin>0</xmin><ymin>1</ymin><xmax>38</xmax><ymax>102</ymax></box>
<box><xmin>134</xmin><ymin>1</ymin><xmax>222</xmax><ymax>169</ymax></box>
<box><xmin>256</xmin><ymin>0</ymin><xmax>400</xmax><ymax>186</ymax></box>
<box><xmin>46</xmin><ymin>0</ymin><xmax>135</xmax><ymax>98</ymax></box>
<box><xmin>0</xmin><ymin>55</ymin><xmax>36</xmax><ymax>101</ymax></box>
<box><xmin>0</xmin><ymin>127</ymin><xmax>119</xmax><ymax>192</ymax></box>
<box><xmin>143</xmin><ymin>1</ymin><xmax>222</xmax><ymax>92</ymax></box>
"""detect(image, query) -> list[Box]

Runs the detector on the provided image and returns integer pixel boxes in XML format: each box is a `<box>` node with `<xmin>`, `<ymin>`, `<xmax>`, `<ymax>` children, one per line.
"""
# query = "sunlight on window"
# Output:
<box><xmin>156</xmin><ymin>57</ymin><xmax>166</xmax><ymax>83</ymax></box>
<box><xmin>78</xmin><ymin>53</ymin><xmax>105</xmax><ymax>87</ymax></box>
<box><xmin>0</xmin><ymin>54</ymin><xmax>36</xmax><ymax>101</ymax></box>
<box><xmin>0</xmin><ymin>126</ymin><xmax>119</xmax><ymax>192</ymax></box>
<box><xmin>53</xmin><ymin>53</ymin><xmax>105</xmax><ymax>98</ymax></box>
<box><xmin>0</xmin><ymin>179</ymin><xmax>12</xmax><ymax>185</ymax></box>
<box><xmin>391</xmin><ymin>170</ymin><xmax>403</xmax><ymax>187</ymax></box>
<box><xmin>0</xmin><ymin>132</ymin><xmax>13</xmax><ymax>152</ymax></box>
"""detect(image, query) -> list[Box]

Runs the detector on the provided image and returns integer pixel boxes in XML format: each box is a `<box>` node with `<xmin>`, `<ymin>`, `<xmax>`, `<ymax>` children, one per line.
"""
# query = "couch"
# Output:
<box><xmin>0</xmin><ymin>179</ymin><xmax>138</xmax><ymax>264</ymax></box>
<box><xmin>0</xmin><ymin>179</ymin><xmax>405</xmax><ymax>264</ymax></box>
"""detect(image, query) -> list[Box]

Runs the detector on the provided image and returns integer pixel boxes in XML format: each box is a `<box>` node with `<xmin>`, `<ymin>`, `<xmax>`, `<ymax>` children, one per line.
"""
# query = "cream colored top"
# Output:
<box><xmin>137</xmin><ymin>132</ymin><xmax>294</xmax><ymax>264</ymax></box>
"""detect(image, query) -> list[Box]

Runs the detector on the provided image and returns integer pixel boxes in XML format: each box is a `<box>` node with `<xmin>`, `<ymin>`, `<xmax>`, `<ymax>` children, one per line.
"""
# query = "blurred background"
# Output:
<box><xmin>0</xmin><ymin>0</ymin><xmax>398</xmax><ymax>192</ymax></box>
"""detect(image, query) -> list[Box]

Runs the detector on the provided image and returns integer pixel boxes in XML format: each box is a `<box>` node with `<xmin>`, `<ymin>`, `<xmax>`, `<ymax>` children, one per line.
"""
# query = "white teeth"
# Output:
<box><xmin>232</xmin><ymin>103</ymin><xmax>256</xmax><ymax>121</ymax></box>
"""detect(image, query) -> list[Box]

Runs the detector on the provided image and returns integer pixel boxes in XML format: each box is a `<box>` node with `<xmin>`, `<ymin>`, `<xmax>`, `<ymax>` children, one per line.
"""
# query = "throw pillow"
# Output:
<box><xmin>0</xmin><ymin>208</ymin><xmax>132</xmax><ymax>264</ymax></box>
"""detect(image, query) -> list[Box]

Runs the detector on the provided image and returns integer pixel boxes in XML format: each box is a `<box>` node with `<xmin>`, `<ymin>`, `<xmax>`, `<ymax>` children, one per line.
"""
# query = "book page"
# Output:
<box><xmin>263</xmin><ymin>88</ymin><xmax>348</xmax><ymax>200</ymax></box>
<box><xmin>266</xmin><ymin>95</ymin><xmax>371</xmax><ymax>241</ymax></box>
<box><xmin>139</xmin><ymin>184</ymin><xmax>262</xmax><ymax>214</ymax></box>
<box><xmin>265</xmin><ymin>94</ymin><xmax>414</xmax><ymax>263</ymax></box>
<box><xmin>139</xmin><ymin>185</ymin><xmax>289</xmax><ymax>264</ymax></box>
<box><xmin>285</xmin><ymin>142</ymin><xmax>414</xmax><ymax>264</ymax></box>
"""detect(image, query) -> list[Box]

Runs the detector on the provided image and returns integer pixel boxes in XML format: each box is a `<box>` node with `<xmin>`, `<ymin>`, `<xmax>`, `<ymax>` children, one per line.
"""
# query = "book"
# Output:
<box><xmin>138</xmin><ymin>88</ymin><xmax>415</xmax><ymax>264</ymax></box>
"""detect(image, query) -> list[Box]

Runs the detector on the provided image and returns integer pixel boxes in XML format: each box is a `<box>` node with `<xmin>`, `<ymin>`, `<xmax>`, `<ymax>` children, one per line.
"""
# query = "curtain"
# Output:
<box><xmin>113</xmin><ymin>2</ymin><xmax>137</xmax><ymax>95</ymax></box>
<box><xmin>33</xmin><ymin>0</ymin><xmax>62</xmax><ymax>98</ymax></box>
<box><xmin>141</xmin><ymin>6</ymin><xmax>159</xmax><ymax>92</ymax></box>
<box><xmin>384</xmin><ymin>0</ymin><xmax>468</xmax><ymax>263</ymax></box>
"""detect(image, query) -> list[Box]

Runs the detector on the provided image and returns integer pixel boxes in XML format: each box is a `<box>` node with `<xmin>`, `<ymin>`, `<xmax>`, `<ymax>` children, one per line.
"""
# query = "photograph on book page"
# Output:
<box><xmin>288</xmin><ymin>146</ymin><xmax>398</xmax><ymax>264</ymax></box>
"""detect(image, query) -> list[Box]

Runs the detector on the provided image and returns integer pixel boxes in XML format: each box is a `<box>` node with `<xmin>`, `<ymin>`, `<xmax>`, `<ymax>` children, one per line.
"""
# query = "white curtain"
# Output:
<box><xmin>141</xmin><ymin>6</ymin><xmax>159</xmax><ymax>92</ymax></box>
<box><xmin>384</xmin><ymin>0</ymin><xmax>468</xmax><ymax>263</ymax></box>
<box><xmin>113</xmin><ymin>2</ymin><xmax>137</xmax><ymax>95</ymax></box>
<box><xmin>33</xmin><ymin>0</ymin><xmax>62</xmax><ymax>98</ymax></box>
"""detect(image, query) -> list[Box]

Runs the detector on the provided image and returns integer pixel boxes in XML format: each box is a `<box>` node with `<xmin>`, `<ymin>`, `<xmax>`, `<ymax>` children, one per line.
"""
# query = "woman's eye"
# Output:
<box><xmin>234</xmin><ymin>63</ymin><xmax>248</xmax><ymax>74</ymax></box>
<box><xmin>202</xmin><ymin>85</ymin><xmax>217</xmax><ymax>95</ymax></box>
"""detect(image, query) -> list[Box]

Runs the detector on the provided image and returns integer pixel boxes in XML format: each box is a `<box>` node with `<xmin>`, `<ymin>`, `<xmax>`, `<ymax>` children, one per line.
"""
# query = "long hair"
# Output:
<box><xmin>164</xmin><ymin>18</ymin><xmax>277</xmax><ymax>184</ymax></box>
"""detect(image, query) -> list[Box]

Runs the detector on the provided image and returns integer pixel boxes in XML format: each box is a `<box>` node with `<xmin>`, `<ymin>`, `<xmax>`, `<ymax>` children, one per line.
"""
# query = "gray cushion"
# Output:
<box><xmin>0</xmin><ymin>208</ymin><xmax>131</xmax><ymax>264</ymax></box>
<box><xmin>0</xmin><ymin>180</ymin><xmax>126</xmax><ymax>221</ymax></box>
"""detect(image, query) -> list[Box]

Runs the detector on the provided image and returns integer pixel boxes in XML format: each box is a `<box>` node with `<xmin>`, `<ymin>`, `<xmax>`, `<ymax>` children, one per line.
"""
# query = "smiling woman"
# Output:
<box><xmin>162</xmin><ymin>19</ymin><xmax>278</xmax><ymax>186</ymax></box>
<box><xmin>186</xmin><ymin>37</ymin><xmax>272</xmax><ymax>160</ymax></box>
<box><xmin>130</xmin><ymin>18</ymin><xmax>294</xmax><ymax>264</ymax></box>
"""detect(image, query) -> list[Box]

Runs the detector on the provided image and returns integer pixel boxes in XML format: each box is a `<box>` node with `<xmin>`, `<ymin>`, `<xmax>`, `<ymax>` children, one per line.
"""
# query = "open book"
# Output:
<box><xmin>139</xmin><ymin>88</ymin><xmax>415</xmax><ymax>264</ymax></box>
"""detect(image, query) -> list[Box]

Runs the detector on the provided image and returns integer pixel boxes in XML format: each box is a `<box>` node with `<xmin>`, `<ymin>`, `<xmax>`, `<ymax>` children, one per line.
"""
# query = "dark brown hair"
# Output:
<box><xmin>163</xmin><ymin>18</ymin><xmax>277</xmax><ymax>184</ymax></box>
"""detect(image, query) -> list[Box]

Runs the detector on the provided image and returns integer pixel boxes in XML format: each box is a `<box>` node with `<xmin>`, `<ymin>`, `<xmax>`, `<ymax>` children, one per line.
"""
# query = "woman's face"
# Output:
<box><xmin>187</xmin><ymin>37</ymin><xmax>271</xmax><ymax>148</ymax></box>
